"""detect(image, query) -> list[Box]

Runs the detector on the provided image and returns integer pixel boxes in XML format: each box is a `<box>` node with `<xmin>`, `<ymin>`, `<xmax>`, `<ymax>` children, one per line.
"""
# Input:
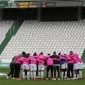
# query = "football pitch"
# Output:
<box><xmin>0</xmin><ymin>69</ymin><xmax>85</xmax><ymax>85</ymax></box>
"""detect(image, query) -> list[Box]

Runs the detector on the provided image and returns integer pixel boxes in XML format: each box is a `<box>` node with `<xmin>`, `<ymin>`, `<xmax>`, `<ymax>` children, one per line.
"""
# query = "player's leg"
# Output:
<box><xmin>61</xmin><ymin>64</ymin><xmax>64</xmax><ymax>79</ymax></box>
<box><xmin>62</xmin><ymin>64</ymin><xmax>66</xmax><ymax>79</ymax></box>
<box><xmin>76</xmin><ymin>63</ymin><xmax>80</xmax><ymax>79</ymax></box>
<box><xmin>11</xmin><ymin>68</ymin><xmax>14</xmax><ymax>78</ymax></box>
<box><xmin>67</xmin><ymin>63</ymin><xmax>73</xmax><ymax>79</ymax></box>
<box><xmin>22</xmin><ymin>64</ymin><xmax>26</xmax><ymax>80</ymax></box>
<box><xmin>40</xmin><ymin>65</ymin><xmax>44</xmax><ymax>79</ymax></box>
<box><xmin>14</xmin><ymin>63</ymin><xmax>21</xmax><ymax>80</ymax></box>
<box><xmin>36</xmin><ymin>63</ymin><xmax>38</xmax><ymax>78</ymax></box>
<box><xmin>6</xmin><ymin>68</ymin><xmax>12</xmax><ymax>79</ymax></box>
<box><xmin>46</xmin><ymin>65</ymin><xmax>50</xmax><ymax>80</ymax></box>
<box><xmin>30</xmin><ymin>64</ymin><xmax>33</xmax><ymax>79</ymax></box>
<box><xmin>67</xmin><ymin>64</ymin><xmax>70</xmax><ymax>78</ymax></box>
<box><xmin>38</xmin><ymin>64</ymin><xmax>41</xmax><ymax>79</ymax></box>
<box><xmin>57</xmin><ymin>66</ymin><xmax>60</xmax><ymax>80</ymax></box>
<box><xmin>79</xmin><ymin>69</ymin><xmax>82</xmax><ymax>79</ymax></box>
<box><xmin>78</xmin><ymin>62</ymin><xmax>83</xmax><ymax>79</ymax></box>
<box><xmin>33</xmin><ymin>64</ymin><xmax>37</xmax><ymax>80</ymax></box>
<box><xmin>14</xmin><ymin>63</ymin><xmax>17</xmax><ymax>79</ymax></box>
<box><xmin>78</xmin><ymin>69</ymin><xmax>82</xmax><ymax>79</ymax></box>
<box><xmin>17</xmin><ymin>64</ymin><xmax>21</xmax><ymax>79</ymax></box>
<box><xmin>70</xmin><ymin>63</ymin><xmax>73</xmax><ymax>78</ymax></box>
<box><xmin>50</xmin><ymin>65</ymin><xmax>53</xmax><ymax>80</ymax></box>
<box><xmin>73</xmin><ymin>63</ymin><xmax>79</xmax><ymax>79</ymax></box>
<box><xmin>64</xmin><ymin>63</ymin><xmax>67</xmax><ymax>79</ymax></box>
<box><xmin>26</xmin><ymin>64</ymin><xmax>30</xmax><ymax>80</ymax></box>
<box><xmin>29</xmin><ymin>64</ymin><xmax>31</xmax><ymax>78</ymax></box>
<box><xmin>25</xmin><ymin>70</ymin><xmax>27</xmax><ymax>77</ymax></box>
<box><xmin>53</xmin><ymin>66</ymin><xmax>56</xmax><ymax>79</ymax></box>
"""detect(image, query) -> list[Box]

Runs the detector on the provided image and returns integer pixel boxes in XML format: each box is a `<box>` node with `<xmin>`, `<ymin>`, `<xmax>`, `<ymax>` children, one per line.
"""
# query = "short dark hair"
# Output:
<box><xmin>33</xmin><ymin>52</ymin><xmax>37</xmax><ymax>56</ymax></box>
<box><xmin>40</xmin><ymin>52</ymin><xmax>43</xmax><ymax>55</ymax></box>
<box><xmin>58</xmin><ymin>52</ymin><xmax>61</xmax><ymax>55</ymax></box>
<box><xmin>22</xmin><ymin>51</ymin><xmax>26</xmax><ymax>55</ymax></box>
<box><xmin>53</xmin><ymin>51</ymin><xmax>56</xmax><ymax>55</ymax></box>
<box><xmin>70</xmin><ymin>51</ymin><xmax>73</xmax><ymax>55</ymax></box>
<box><xmin>48</xmin><ymin>53</ymin><xmax>50</xmax><ymax>55</ymax></box>
<box><xmin>27</xmin><ymin>53</ymin><xmax>30</xmax><ymax>56</ymax></box>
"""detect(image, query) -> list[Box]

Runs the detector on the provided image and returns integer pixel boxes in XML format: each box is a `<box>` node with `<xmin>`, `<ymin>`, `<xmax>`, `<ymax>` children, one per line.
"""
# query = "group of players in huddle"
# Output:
<box><xmin>6</xmin><ymin>51</ymin><xmax>84</xmax><ymax>80</ymax></box>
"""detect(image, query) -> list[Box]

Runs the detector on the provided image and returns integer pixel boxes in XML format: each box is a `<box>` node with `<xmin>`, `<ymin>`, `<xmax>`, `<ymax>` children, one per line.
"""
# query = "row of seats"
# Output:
<box><xmin>0</xmin><ymin>20</ymin><xmax>85</xmax><ymax>60</ymax></box>
<box><xmin>0</xmin><ymin>20</ymin><xmax>14</xmax><ymax>44</ymax></box>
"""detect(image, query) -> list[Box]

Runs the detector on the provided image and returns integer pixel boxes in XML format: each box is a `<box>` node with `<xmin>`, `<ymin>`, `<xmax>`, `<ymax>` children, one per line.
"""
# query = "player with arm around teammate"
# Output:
<box><xmin>21</xmin><ymin>54</ymin><xmax>30</xmax><ymax>80</ymax></box>
<box><xmin>37</xmin><ymin>52</ymin><xmax>46</xmax><ymax>80</ymax></box>
<box><xmin>69</xmin><ymin>51</ymin><xmax>80</xmax><ymax>79</ymax></box>
<box><xmin>29</xmin><ymin>55</ymin><xmax>37</xmax><ymax>80</ymax></box>
<box><xmin>60</xmin><ymin>54</ymin><xmax>67</xmax><ymax>80</ymax></box>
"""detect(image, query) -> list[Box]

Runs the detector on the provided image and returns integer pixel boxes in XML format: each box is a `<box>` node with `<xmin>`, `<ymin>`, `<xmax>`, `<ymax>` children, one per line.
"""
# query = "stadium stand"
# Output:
<box><xmin>0</xmin><ymin>20</ymin><xmax>14</xmax><ymax>45</ymax></box>
<box><xmin>0</xmin><ymin>19</ymin><xmax>85</xmax><ymax>62</ymax></box>
<box><xmin>0</xmin><ymin>4</ymin><xmax>85</xmax><ymax>63</ymax></box>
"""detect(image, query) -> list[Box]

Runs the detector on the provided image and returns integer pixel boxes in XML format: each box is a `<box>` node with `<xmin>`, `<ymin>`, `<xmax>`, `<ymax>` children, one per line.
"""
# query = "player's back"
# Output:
<box><xmin>46</xmin><ymin>57</ymin><xmax>53</xmax><ymax>66</ymax></box>
<box><xmin>65</xmin><ymin>55</ymin><xmax>73</xmax><ymax>64</ymax></box>
<box><xmin>29</xmin><ymin>56</ymin><xmax>37</xmax><ymax>64</ymax></box>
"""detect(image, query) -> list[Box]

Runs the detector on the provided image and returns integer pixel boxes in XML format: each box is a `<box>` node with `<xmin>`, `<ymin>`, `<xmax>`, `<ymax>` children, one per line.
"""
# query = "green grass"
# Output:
<box><xmin>0</xmin><ymin>69</ymin><xmax>85</xmax><ymax>85</ymax></box>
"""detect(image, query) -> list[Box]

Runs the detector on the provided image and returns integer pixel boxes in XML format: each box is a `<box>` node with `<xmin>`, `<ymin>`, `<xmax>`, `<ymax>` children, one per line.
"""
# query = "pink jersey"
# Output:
<box><xmin>70</xmin><ymin>54</ymin><xmax>79</xmax><ymax>63</ymax></box>
<box><xmin>45</xmin><ymin>55</ymin><xmax>50</xmax><ymax>59</ymax></box>
<box><xmin>37</xmin><ymin>58</ymin><xmax>44</xmax><ymax>65</ymax></box>
<box><xmin>14</xmin><ymin>55</ymin><xmax>19</xmax><ymax>60</ymax></box>
<box><xmin>33</xmin><ymin>55</ymin><xmax>39</xmax><ymax>59</ymax></box>
<box><xmin>14</xmin><ymin>54</ymin><xmax>22</xmax><ymax>61</ymax></box>
<box><xmin>77</xmin><ymin>58</ymin><xmax>83</xmax><ymax>63</ymax></box>
<box><xmin>38</xmin><ymin>55</ymin><xmax>46</xmax><ymax>60</ymax></box>
<box><xmin>22</xmin><ymin>57</ymin><xmax>30</xmax><ymax>64</ymax></box>
<box><xmin>65</xmin><ymin>55</ymin><xmax>73</xmax><ymax>64</ymax></box>
<box><xmin>46</xmin><ymin>57</ymin><xmax>53</xmax><ymax>66</ymax></box>
<box><xmin>37</xmin><ymin>55</ymin><xmax>46</xmax><ymax>65</ymax></box>
<box><xmin>53</xmin><ymin>58</ymin><xmax>61</xmax><ymax>61</ymax></box>
<box><xmin>29</xmin><ymin>56</ymin><xmax>37</xmax><ymax>64</ymax></box>
<box><xmin>73</xmin><ymin>53</ymin><xmax>83</xmax><ymax>63</ymax></box>
<box><xmin>44</xmin><ymin>55</ymin><xmax>50</xmax><ymax>65</ymax></box>
<box><xmin>15</xmin><ymin>58</ymin><xmax>23</xmax><ymax>64</ymax></box>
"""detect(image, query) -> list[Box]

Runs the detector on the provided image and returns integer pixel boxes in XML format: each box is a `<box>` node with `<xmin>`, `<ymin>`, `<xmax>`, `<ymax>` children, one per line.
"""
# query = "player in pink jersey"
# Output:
<box><xmin>37</xmin><ymin>52</ymin><xmax>46</xmax><ymax>80</ymax></box>
<box><xmin>44</xmin><ymin>54</ymin><xmax>50</xmax><ymax>69</ymax></box>
<box><xmin>58</xmin><ymin>54</ymin><xmax>67</xmax><ymax>80</ymax></box>
<box><xmin>13</xmin><ymin>54</ymin><xmax>22</xmax><ymax>62</ymax></box>
<box><xmin>69</xmin><ymin>51</ymin><xmax>80</xmax><ymax>79</ymax></box>
<box><xmin>29</xmin><ymin>55</ymin><xmax>37</xmax><ymax>80</ymax></box>
<box><xmin>22</xmin><ymin>54</ymin><xmax>30</xmax><ymax>80</ymax></box>
<box><xmin>32</xmin><ymin>52</ymin><xmax>39</xmax><ymax>78</ymax></box>
<box><xmin>74</xmin><ymin>54</ymin><xmax>83</xmax><ymax>79</ymax></box>
<box><xmin>46</xmin><ymin>55</ymin><xmax>54</xmax><ymax>80</ymax></box>
<box><xmin>64</xmin><ymin>54</ymin><xmax>73</xmax><ymax>79</ymax></box>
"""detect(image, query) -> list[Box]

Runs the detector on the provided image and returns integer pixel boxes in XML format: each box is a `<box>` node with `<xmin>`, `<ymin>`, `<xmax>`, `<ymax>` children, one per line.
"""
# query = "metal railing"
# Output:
<box><xmin>10</xmin><ymin>17</ymin><xmax>21</xmax><ymax>35</ymax></box>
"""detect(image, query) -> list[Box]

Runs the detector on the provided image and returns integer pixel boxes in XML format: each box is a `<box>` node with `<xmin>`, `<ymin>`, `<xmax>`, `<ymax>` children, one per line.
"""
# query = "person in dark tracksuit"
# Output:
<box><xmin>50</xmin><ymin>52</ymin><xmax>61</xmax><ymax>80</ymax></box>
<box><xmin>6</xmin><ymin>58</ymin><xmax>15</xmax><ymax>79</ymax></box>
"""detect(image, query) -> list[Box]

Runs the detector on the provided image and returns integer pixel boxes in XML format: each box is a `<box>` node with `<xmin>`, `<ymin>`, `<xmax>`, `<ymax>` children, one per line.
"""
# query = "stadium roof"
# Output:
<box><xmin>0</xmin><ymin>0</ymin><xmax>84</xmax><ymax>2</ymax></box>
<box><xmin>14</xmin><ymin>0</ymin><xmax>84</xmax><ymax>1</ymax></box>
